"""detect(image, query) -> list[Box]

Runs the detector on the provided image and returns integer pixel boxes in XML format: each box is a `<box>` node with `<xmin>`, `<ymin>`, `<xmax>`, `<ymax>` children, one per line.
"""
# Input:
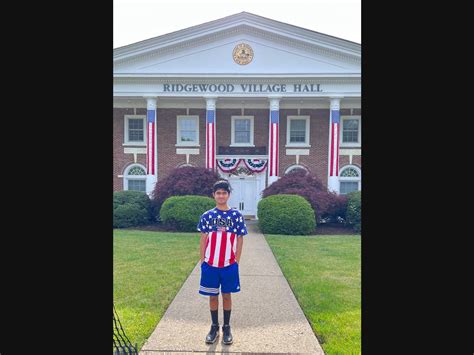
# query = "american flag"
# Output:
<box><xmin>197</xmin><ymin>208</ymin><xmax>248</xmax><ymax>268</ymax></box>
<box><xmin>329</xmin><ymin>109</ymin><xmax>340</xmax><ymax>177</ymax></box>
<box><xmin>206</xmin><ymin>110</ymin><xmax>216</xmax><ymax>170</ymax></box>
<box><xmin>147</xmin><ymin>109</ymin><xmax>155</xmax><ymax>175</ymax></box>
<box><xmin>269</xmin><ymin>110</ymin><xmax>279</xmax><ymax>176</ymax></box>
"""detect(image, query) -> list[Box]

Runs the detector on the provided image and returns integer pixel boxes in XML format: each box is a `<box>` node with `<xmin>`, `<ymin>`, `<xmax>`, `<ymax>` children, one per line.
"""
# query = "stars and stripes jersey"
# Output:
<box><xmin>197</xmin><ymin>207</ymin><xmax>248</xmax><ymax>268</ymax></box>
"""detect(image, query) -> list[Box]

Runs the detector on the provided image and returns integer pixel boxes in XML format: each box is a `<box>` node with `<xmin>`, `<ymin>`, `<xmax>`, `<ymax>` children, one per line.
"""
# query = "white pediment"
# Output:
<box><xmin>114</xmin><ymin>12</ymin><xmax>360</xmax><ymax>78</ymax></box>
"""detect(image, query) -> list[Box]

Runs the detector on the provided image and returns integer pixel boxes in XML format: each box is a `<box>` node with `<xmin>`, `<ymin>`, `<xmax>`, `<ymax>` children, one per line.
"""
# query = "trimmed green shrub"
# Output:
<box><xmin>113</xmin><ymin>204</ymin><xmax>150</xmax><ymax>228</ymax></box>
<box><xmin>113</xmin><ymin>191</ymin><xmax>153</xmax><ymax>215</ymax></box>
<box><xmin>113</xmin><ymin>191</ymin><xmax>154</xmax><ymax>228</ymax></box>
<box><xmin>160</xmin><ymin>195</ymin><xmax>215</xmax><ymax>232</ymax></box>
<box><xmin>257</xmin><ymin>194</ymin><xmax>316</xmax><ymax>235</ymax></box>
<box><xmin>346</xmin><ymin>191</ymin><xmax>361</xmax><ymax>233</ymax></box>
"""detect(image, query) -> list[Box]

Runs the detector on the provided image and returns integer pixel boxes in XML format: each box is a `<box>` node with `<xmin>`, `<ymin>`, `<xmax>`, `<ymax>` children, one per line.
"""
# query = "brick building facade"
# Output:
<box><xmin>113</xmin><ymin>12</ymin><xmax>361</xmax><ymax>217</ymax></box>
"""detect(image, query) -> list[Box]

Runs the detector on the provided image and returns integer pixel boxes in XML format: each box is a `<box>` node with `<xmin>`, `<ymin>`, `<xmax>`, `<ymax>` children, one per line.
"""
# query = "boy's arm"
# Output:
<box><xmin>235</xmin><ymin>236</ymin><xmax>244</xmax><ymax>263</ymax></box>
<box><xmin>200</xmin><ymin>232</ymin><xmax>208</xmax><ymax>264</ymax></box>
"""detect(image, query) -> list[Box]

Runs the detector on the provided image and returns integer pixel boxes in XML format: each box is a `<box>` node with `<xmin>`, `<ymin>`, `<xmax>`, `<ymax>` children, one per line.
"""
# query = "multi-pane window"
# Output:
<box><xmin>290</xmin><ymin>119</ymin><xmax>306</xmax><ymax>143</ymax></box>
<box><xmin>231</xmin><ymin>116</ymin><xmax>254</xmax><ymax>146</ymax></box>
<box><xmin>128</xmin><ymin>118</ymin><xmax>144</xmax><ymax>142</ymax></box>
<box><xmin>124</xmin><ymin>165</ymin><xmax>146</xmax><ymax>192</ymax></box>
<box><xmin>128</xmin><ymin>166</ymin><xmax>146</xmax><ymax>175</ymax></box>
<box><xmin>287</xmin><ymin>116</ymin><xmax>310</xmax><ymax>146</ymax></box>
<box><xmin>180</xmin><ymin>118</ymin><xmax>197</xmax><ymax>142</ymax></box>
<box><xmin>339</xmin><ymin>166</ymin><xmax>361</xmax><ymax>195</ymax></box>
<box><xmin>340</xmin><ymin>181</ymin><xmax>359</xmax><ymax>194</ymax></box>
<box><xmin>341</xmin><ymin>117</ymin><xmax>360</xmax><ymax>145</ymax></box>
<box><xmin>340</xmin><ymin>167</ymin><xmax>359</xmax><ymax>177</ymax></box>
<box><xmin>285</xmin><ymin>165</ymin><xmax>309</xmax><ymax>175</ymax></box>
<box><xmin>177</xmin><ymin>116</ymin><xmax>199</xmax><ymax>145</ymax></box>
<box><xmin>128</xmin><ymin>180</ymin><xmax>146</xmax><ymax>192</ymax></box>
<box><xmin>235</xmin><ymin>119</ymin><xmax>251</xmax><ymax>143</ymax></box>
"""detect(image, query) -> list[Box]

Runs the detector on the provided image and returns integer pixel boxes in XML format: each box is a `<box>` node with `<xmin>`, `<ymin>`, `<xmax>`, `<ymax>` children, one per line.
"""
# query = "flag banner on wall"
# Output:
<box><xmin>206</xmin><ymin>110</ymin><xmax>216</xmax><ymax>170</ymax></box>
<box><xmin>243</xmin><ymin>159</ymin><xmax>267</xmax><ymax>172</ymax></box>
<box><xmin>217</xmin><ymin>158</ymin><xmax>268</xmax><ymax>173</ymax></box>
<box><xmin>329</xmin><ymin>109</ymin><xmax>340</xmax><ymax>176</ymax></box>
<box><xmin>217</xmin><ymin>158</ymin><xmax>241</xmax><ymax>172</ymax></box>
<box><xmin>147</xmin><ymin>109</ymin><xmax>156</xmax><ymax>175</ymax></box>
<box><xmin>269</xmin><ymin>110</ymin><xmax>279</xmax><ymax>176</ymax></box>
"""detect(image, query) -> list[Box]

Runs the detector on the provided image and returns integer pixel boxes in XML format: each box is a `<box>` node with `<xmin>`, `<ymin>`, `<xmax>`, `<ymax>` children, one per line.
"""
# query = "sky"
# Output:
<box><xmin>113</xmin><ymin>0</ymin><xmax>361</xmax><ymax>49</ymax></box>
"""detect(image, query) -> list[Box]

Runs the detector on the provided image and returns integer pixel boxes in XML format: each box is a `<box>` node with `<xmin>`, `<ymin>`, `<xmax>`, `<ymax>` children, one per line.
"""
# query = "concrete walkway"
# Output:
<box><xmin>140</xmin><ymin>221</ymin><xmax>324</xmax><ymax>354</ymax></box>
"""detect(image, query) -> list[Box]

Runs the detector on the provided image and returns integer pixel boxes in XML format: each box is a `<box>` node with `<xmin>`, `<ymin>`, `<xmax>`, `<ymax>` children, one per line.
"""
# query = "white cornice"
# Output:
<box><xmin>113</xmin><ymin>74</ymin><xmax>361</xmax><ymax>78</ymax></box>
<box><xmin>113</xmin><ymin>77</ymin><xmax>360</xmax><ymax>97</ymax></box>
<box><xmin>113</xmin><ymin>77</ymin><xmax>361</xmax><ymax>83</ymax></box>
<box><xmin>113</xmin><ymin>97</ymin><xmax>361</xmax><ymax>109</ymax></box>
<box><xmin>114</xmin><ymin>12</ymin><xmax>360</xmax><ymax>65</ymax></box>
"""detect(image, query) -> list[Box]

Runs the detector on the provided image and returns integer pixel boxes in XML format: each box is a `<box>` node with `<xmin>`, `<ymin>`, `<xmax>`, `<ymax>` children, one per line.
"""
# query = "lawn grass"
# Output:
<box><xmin>113</xmin><ymin>230</ymin><xmax>200</xmax><ymax>351</ymax></box>
<box><xmin>265</xmin><ymin>234</ymin><xmax>361</xmax><ymax>355</ymax></box>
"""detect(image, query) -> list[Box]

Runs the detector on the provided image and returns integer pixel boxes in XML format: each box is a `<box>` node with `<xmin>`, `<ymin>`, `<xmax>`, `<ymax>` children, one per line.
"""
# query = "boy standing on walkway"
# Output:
<box><xmin>196</xmin><ymin>180</ymin><xmax>248</xmax><ymax>345</ymax></box>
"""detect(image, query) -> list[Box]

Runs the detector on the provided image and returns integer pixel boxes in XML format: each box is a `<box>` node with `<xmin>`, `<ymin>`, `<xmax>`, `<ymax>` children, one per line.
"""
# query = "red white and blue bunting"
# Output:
<box><xmin>217</xmin><ymin>158</ymin><xmax>241</xmax><ymax>172</ymax></box>
<box><xmin>217</xmin><ymin>158</ymin><xmax>268</xmax><ymax>173</ymax></box>
<box><xmin>243</xmin><ymin>159</ymin><xmax>268</xmax><ymax>173</ymax></box>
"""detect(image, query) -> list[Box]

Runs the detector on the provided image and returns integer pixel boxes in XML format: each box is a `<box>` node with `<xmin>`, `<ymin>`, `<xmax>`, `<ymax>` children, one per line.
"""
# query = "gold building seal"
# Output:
<box><xmin>232</xmin><ymin>43</ymin><xmax>254</xmax><ymax>65</ymax></box>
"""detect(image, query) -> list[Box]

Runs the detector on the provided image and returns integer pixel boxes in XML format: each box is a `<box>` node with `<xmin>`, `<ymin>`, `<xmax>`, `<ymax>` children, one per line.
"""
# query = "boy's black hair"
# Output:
<box><xmin>212</xmin><ymin>179</ymin><xmax>232</xmax><ymax>193</ymax></box>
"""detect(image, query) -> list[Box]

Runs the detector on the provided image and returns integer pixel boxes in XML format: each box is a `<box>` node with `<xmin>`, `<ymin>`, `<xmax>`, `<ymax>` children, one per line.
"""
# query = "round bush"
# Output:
<box><xmin>114</xmin><ymin>190</ymin><xmax>152</xmax><ymax>213</ymax></box>
<box><xmin>113</xmin><ymin>204</ymin><xmax>150</xmax><ymax>228</ymax></box>
<box><xmin>257</xmin><ymin>194</ymin><xmax>316</xmax><ymax>235</ymax></box>
<box><xmin>113</xmin><ymin>190</ymin><xmax>154</xmax><ymax>224</ymax></box>
<box><xmin>346</xmin><ymin>191</ymin><xmax>361</xmax><ymax>232</ymax></box>
<box><xmin>160</xmin><ymin>195</ymin><xmax>215</xmax><ymax>232</ymax></box>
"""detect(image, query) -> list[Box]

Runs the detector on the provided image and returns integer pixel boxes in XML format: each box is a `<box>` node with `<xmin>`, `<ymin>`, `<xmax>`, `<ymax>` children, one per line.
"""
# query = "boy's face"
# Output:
<box><xmin>213</xmin><ymin>188</ymin><xmax>230</xmax><ymax>205</ymax></box>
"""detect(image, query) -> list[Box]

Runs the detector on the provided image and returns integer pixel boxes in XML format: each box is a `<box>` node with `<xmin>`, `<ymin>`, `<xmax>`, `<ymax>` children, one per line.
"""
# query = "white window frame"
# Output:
<box><xmin>176</xmin><ymin>115</ymin><xmax>200</xmax><ymax>147</ymax></box>
<box><xmin>123</xmin><ymin>163</ymin><xmax>147</xmax><ymax>192</ymax></box>
<box><xmin>284</xmin><ymin>164</ymin><xmax>309</xmax><ymax>175</ymax></box>
<box><xmin>286</xmin><ymin>116</ymin><xmax>311</xmax><ymax>147</ymax></box>
<box><xmin>339</xmin><ymin>165</ymin><xmax>361</xmax><ymax>194</ymax></box>
<box><xmin>340</xmin><ymin>115</ymin><xmax>361</xmax><ymax>147</ymax></box>
<box><xmin>230</xmin><ymin>116</ymin><xmax>255</xmax><ymax>147</ymax></box>
<box><xmin>123</xmin><ymin>115</ymin><xmax>146</xmax><ymax>146</ymax></box>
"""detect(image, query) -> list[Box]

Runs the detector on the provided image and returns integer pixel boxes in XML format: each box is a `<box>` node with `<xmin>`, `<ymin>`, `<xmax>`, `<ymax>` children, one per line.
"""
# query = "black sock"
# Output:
<box><xmin>210</xmin><ymin>309</ymin><xmax>218</xmax><ymax>325</ymax></box>
<box><xmin>223</xmin><ymin>309</ymin><xmax>231</xmax><ymax>326</ymax></box>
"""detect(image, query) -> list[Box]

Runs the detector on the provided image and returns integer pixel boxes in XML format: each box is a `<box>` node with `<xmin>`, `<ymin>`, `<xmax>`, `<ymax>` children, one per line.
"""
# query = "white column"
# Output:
<box><xmin>205</xmin><ymin>97</ymin><xmax>217</xmax><ymax>172</ymax></box>
<box><xmin>145</xmin><ymin>97</ymin><xmax>157</xmax><ymax>196</ymax></box>
<box><xmin>327</xmin><ymin>97</ymin><xmax>342</xmax><ymax>193</ymax></box>
<box><xmin>267</xmin><ymin>97</ymin><xmax>281</xmax><ymax>186</ymax></box>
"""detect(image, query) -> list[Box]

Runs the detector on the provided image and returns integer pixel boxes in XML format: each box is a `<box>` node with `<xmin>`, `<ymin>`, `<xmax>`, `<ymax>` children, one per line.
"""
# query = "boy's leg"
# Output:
<box><xmin>210</xmin><ymin>296</ymin><xmax>219</xmax><ymax>324</ymax></box>
<box><xmin>199</xmin><ymin>262</ymin><xmax>220</xmax><ymax>325</ymax></box>
<box><xmin>222</xmin><ymin>293</ymin><xmax>231</xmax><ymax>311</ymax></box>
<box><xmin>210</xmin><ymin>295</ymin><xmax>219</xmax><ymax>310</ymax></box>
<box><xmin>222</xmin><ymin>293</ymin><xmax>232</xmax><ymax>325</ymax></box>
<box><xmin>200</xmin><ymin>263</ymin><xmax>221</xmax><ymax>344</ymax></box>
<box><xmin>219</xmin><ymin>264</ymin><xmax>238</xmax><ymax>344</ymax></box>
<box><xmin>221</xmin><ymin>292</ymin><xmax>233</xmax><ymax>344</ymax></box>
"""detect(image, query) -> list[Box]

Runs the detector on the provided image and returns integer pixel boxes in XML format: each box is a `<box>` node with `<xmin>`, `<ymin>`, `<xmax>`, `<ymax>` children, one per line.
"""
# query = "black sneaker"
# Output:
<box><xmin>222</xmin><ymin>324</ymin><xmax>233</xmax><ymax>345</ymax></box>
<box><xmin>205</xmin><ymin>323</ymin><xmax>220</xmax><ymax>344</ymax></box>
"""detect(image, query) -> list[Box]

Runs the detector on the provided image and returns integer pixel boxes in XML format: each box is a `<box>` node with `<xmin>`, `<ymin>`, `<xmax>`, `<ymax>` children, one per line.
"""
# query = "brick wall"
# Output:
<box><xmin>113</xmin><ymin>108</ymin><xmax>147</xmax><ymax>191</ymax></box>
<box><xmin>113</xmin><ymin>106</ymin><xmax>361</xmax><ymax>191</ymax></box>
<box><xmin>339</xmin><ymin>108</ymin><xmax>362</xmax><ymax>171</ymax></box>
<box><xmin>156</xmin><ymin>108</ymin><xmax>188</xmax><ymax>180</ymax></box>
<box><xmin>279</xmin><ymin>109</ymin><xmax>330</xmax><ymax>186</ymax></box>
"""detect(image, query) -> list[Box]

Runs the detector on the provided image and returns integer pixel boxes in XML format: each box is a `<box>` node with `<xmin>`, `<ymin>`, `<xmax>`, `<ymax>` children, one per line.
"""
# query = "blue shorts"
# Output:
<box><xmin>199</xmin><ymin>261</ymin><xmax>240</xmax><ymax>296</ymax></box>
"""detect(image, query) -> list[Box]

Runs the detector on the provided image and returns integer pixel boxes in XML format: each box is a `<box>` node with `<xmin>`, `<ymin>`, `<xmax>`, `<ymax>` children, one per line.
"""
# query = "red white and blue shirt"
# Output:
<box><xmin>197</xmin><ymin>207</ymin><xmax>248</xmax><ymax>268</ymax></box>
